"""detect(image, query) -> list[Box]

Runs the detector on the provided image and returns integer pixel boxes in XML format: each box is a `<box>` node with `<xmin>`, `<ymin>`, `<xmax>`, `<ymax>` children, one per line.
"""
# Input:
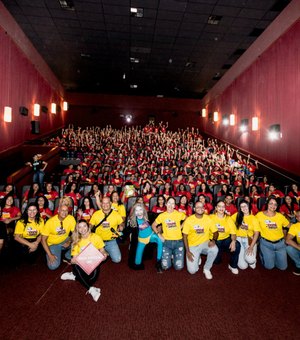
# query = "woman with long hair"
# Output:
<box><xmin>231</xmin><ymin>200</ymin><xmax>260</xmax><ymax>270</ymax></box>
<box><xmin>152</xmin><ymin>197</ymin><xmax>186</xmax><ymax>271</ymax></box>
<box><xmin>256</xmin><ymin>197</ymin><xmax>290</xmax><ymax>270</ymax></box>
<box><xmin>60</xmin><ymin>219</ymin><xmax>108</xmax><ymax>302</ymax></box>
<box><xmin>22</xmin><ymin>182</ymin><xmax>43</xmax><ymax>209</ymax></box>
<box><xmin>35</xmin><ymin>196</ymin><xmax>53</xmax><ymax>221</ymax></box>
<box><xmin>151</xmin><ymin>195</ymin><xmax>166</xmax><ymax>214</ymax></box>
<box><xmin>210</xmin><ymin>200</ymin><xmax>241</xmax><ymax>274</ymax></box>
<box><xmin>14</xmin><ymin>203</ymin><xmax>44</xmax><ymax>264</ymax></box>
<box><xmin>279</xmin><ymin>195</ymin><xmax>298</xmax><ymax>223</ymax></box>
<box><xmin>129</xmin><ymin>203</ymin><xmax>164</xmax><ymax>272</ymax></box>
<box><xmin>110</xmin><ymin>191</ymin><xmax>126</xmax><ymax>222</ymax></box>
<box><xmin>76</xmin><ymin>197</ymin><xmax>95</xmax><ymax>222</ymax></box>
<box><xmin>176</xmin><ymin>195</ymin><xmax>192</xmax><ymax>216</ymax></box>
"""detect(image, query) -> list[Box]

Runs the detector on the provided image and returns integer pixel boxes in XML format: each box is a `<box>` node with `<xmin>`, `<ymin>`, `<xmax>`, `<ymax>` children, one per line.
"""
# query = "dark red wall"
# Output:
<box><xmin>66</xmin><ymin>93</ymin><xmax>201</xmax><ymax>130</ymax></box>
<box><xmin>0</xmin><ymin>25</ymin><xmax>66</xmax><ymax>155</ymax></box>
<box><xmin>199</xmin><ymin>20</ymin><xmax>300</xmax><ymax>178</ymax></box>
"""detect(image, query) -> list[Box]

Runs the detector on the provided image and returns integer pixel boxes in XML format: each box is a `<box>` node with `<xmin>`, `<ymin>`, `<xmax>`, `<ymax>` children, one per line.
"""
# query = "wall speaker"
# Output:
<box><xmin>31</xmin><ymin>121</ymin><xmax>40</xmax><ymax>134</ymax></box>
<box><xmin>41</xmin><ymin>106</ymin><xmax>48</xmax><ymax>113</ymax></box>
<box><xmin>19</xmin><ymin>106</ymin><xmax>28</xmax><ymax>116</ymax></box>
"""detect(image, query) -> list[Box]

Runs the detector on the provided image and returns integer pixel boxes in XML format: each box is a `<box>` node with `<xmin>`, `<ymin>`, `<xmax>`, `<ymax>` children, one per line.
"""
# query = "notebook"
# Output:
<box><xmin>75</xmin><ymin>243</ymin><xmax>105</xmax><ymax>275</ymax></box>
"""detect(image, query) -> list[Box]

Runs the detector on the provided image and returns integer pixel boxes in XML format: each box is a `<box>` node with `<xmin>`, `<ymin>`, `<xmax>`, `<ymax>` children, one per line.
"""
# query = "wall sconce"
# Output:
<box><xmin>51</xmin><ymin>103</ymin><xmax>56</xmax><ymax>114</ymax></box>
<box><xmin>213</xmin><ymin>111</ymin><xmax>219</xmax><ymax>122</ymax></box>
<box><xmin>63</xmin><ymin>101</ymin><xmax>68</xmax><ymax>111</ymax></box>
<box><xmin>240</xmin><ymin>118</ymin><xmax>249</xmax><ymax>132</ymax></box>
<box><xmin>229</xmin><ymin>114</ymin><xmax>235</xmax><ymax>126</ymax></box>
<box><xmin>252</xmin><ymin>117</ymin><xmax>259</xmax><ymax>131</ymax></box>
<box><xmin>33</xmin><ymin>104</ymin><xmax>40</xmax><ymax>116</ymax></box>
<box><xmin>201</xmin><ymin>108</ymin><xmax>207</xmax><ymax>117</ymax></box>
<box><xmin>4</xmin><ymin>106</ymin><xmax>12</xmax><ymax>122</ymax></box>
<box><xmin>268</xmin><ymin>124</ymin><xmax>282</xmax><ymax>140</ymax></box>
<box><xmin>222</xmin><ymin>114</ymin><xmax>229</xmax><ymax>126</ymax></box>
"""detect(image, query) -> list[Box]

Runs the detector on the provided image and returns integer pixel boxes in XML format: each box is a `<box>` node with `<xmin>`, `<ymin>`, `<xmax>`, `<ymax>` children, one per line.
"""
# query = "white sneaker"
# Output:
<box><xmin>203</xmin><ymin>269</ymin><xmax>213</xmax><ymax>280</ymax></box>
<box><xmin>88</xmin><ymin>286</ymin><xmax>101</xmax><ymax>302</ymax></box>
<box><xmin>198</xmin><ymin>257</ymin><xmax>202</xmax><ymax>266</ymax></box>
<box><xmin>228</xmin><ymin>265</ymin><xmax>239</xmax><ymax>275</ymax></box>
<box><xmin>249</xmin><ymin>263</ymin><xmax>256</xmax><ymax>269</ymax></box>
<box><xmin>61</xmin><ymin>272</ymin><xmax>76</xmax><ymax>281</ymax></box>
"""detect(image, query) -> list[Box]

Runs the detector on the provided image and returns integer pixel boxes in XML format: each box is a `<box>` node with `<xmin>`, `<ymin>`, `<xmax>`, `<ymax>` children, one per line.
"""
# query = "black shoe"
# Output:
<box><xmin>155</xmin><ymin>260</ymin><xmax>163</xmax><ymax>274</ymax></box>
<box><xmin>293</xmin><ymin>267</ymin><xmax>300</xmax><ymax>276</ymax></box>
<box><xmin>131</xmin><ymin>263</ymin><xmax>145</xmax><ymax>270</ymax></box>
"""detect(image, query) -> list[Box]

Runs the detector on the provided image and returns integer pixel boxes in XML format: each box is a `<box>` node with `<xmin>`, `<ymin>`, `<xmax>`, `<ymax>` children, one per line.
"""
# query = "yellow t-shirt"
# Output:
<box><xmin>231</xmin><ymin>213</ymin><xmax>260</xmax><ymax>238</ymax></box>
<box><xmin>288</xmin><ymin>222</ymin><xmax>300</xmax><ymax>244</ymax></box>
<box><xmin>182</xmin><ymin>214</ymin><xmax>217</xmax><ymax>247</ymax></box>
<box><xmin>256</xmin><ymin>211</ymin><xmax>289</xmax><ymax>242</ymax></box>
<box><xmin>90</xmin><ymin>210</ymin><xmax>123</xmax><ymax>241</ymax></box>
<box><xmin>71</xmin><ymin>233</ymin><xmax>105</xmax><ymax>256</ymax></box>
<box><xmin>42</xmin><ymin>215</ymin><xmax>76</xmax><ymax>246</ymax></box>
<box><xmin>155</xmin><ymin>210</ymin><xmax>186</xmax><ymax>240</ymax></box>
<box><xmin>210</xmin><ymin>214</ymin><xmax>237</xmax><ymax>240</ymax></box>
<box><xmin>111</xmin><ymin>202</ymin><xmax>126</xmax><ymax>219</ymax></box>
<box><xmin>14</xmin><ymin>218</ymin><xmax>44</xmax><ymax>239</ymax></box>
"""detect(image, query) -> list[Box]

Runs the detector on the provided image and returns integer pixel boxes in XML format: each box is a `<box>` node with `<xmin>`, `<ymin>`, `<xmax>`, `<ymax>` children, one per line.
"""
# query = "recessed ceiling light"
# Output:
<box><xmin>130</xmin><ymin>84</ymin><xmax>138</xmax><ymax>88</ymax></box>
<box><xmin>130</xmin><ymin>57</ymin><xmax>139</xmax><ymax>63</ymax></box>
<box><xmin>130</xmin><ymin>7</ymin><xmax>144</xmax><ymax>17</ymax></box>
<box><xmin>207</xmin><ymin>15</ymin><xmax>222</xmax><ymax>25</ymax></box>
<box><xmin>59</xmin><ymin>0</ymin><xmax>75</xmax><ymax>11</ymax></box>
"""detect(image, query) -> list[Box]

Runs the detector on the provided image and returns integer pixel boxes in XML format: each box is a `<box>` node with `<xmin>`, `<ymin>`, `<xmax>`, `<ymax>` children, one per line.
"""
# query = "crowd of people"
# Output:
<box><xmin>0</xmin><ymin>122</ymin><xmax>300</xmax><ymax>302</ymax></box>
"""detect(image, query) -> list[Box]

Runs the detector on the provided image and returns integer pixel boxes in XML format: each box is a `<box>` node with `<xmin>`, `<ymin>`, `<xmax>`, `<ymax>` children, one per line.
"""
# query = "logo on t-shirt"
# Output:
<box><xmin>165</xmin><ymin>219</ymin><xmax>176</xmax><ymax>228</ymax></box>
<box><xmin>56</xmin><ymin>226</ymin><xmax>66</xmax><ymax>235</ymax></box>
<box><xmin>102</xmin><ymin>221</ymin><xmax>110</xmax><ymax>229</ymax></box>
<box><xmin>194</xmin><ymin>225</ymin><xmax>204</xmax><ymax>234</ymax></box>
<box><xmin>241</xmin><ymin>222</ymin><xmax>248</xmax><ymax>230</ymax></box>
<box><xmin>27</xmin><ymin>226</ymin><xmax>38</xmax><ymax>236</ymax></box>
<box><xmin>216</xmin><ymin>223</ymin><xmax>225</xmax><ymax>233</ymax></box>
<box><xmin>265</xmin><ymin>220</ymin><xmax>277</xmax><ymax>229</ymax></box>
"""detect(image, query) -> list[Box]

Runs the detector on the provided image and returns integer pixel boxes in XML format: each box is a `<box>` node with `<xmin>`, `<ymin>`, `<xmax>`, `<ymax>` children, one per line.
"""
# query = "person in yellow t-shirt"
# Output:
<box><xmin>152</xmin><ymin>197</ymin><xmax>186</xmax><ymax>270</ymax></box>
<box><xmin>256</xmin><ymin>197</ymin><xmax>290</xmax><ymax>270</ymax></box>
<box><xmin>286</xmin><ymin>210</ymin><xmax>300</xmax><ymax>275</ymax></box>
<box><xmin>14</xmin><ymin>203</ymin><xmax>44</xmax><ymax>264</ymax></box>
<box><xmin>89</xmin><ymin>197</ymin><xmax>124</xmax><ymax>263</ymax></box>
<box><xmin>61</xmin><ymin>219</ymin><xmax>108</xmax><ymax>302</ymax></box>
<box><xmin>210</xmin><ymin>200</ymin><xmax>241</xmax><ymax>275</ymax></box>
<box><xmin>232</xmin><ymin>200</ymin><xmax>260</xmax><ymax>270</ymax></box>
<box><xmin>41</xmin><ymin>204</ymin><xmax>76</xmax><ymax>270</ymax></box>
<box><xmin>111</xmin><ymin>191</ymin><xmax>126</xmax><ymax>222</ymax></box>
<box><xmin>182</xmin><ymin>201</ymin><xmax>218</xmax><ymax>280</ymax></box>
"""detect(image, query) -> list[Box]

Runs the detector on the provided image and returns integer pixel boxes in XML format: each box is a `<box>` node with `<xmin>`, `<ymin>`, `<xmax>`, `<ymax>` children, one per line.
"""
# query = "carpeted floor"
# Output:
<box><xmin>0</xmin><ymin>242</ymin><xmax>299</xmax><ymax>340</ymax></box>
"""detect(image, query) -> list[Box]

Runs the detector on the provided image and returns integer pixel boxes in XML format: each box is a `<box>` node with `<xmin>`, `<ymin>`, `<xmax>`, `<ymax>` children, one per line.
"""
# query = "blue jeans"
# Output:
<box><xmin>187</xmin><ymin>241</ymin><xmax>218</xmax><ymax>274</ymax></box>
<box><xmin>215</xmin><ymin>237</ymin><xmax>241</xmax><ymax>268</ymax></box>
<box><xmin>33</xmin><ymin>170</ymin><xmax>45</xmax><ymax>187</ymax></box>
<box><xmin>286</xmin><ymin>245</ymin><xmax>300</xmax><ymax>269</ymax></box>
<box><xmin>104</xmin><ymin>239</ymin><xmax>121</xmax><ymax>263</ymax></box>
<box><xmin>46</xmin><ymin>238</ymin><xmax>71</xmax><ymax>270</ymax></box>
<box><xmin>259</xmin><ymin>238</ymin><xmax>287</xmax><ymax>270</ymax></box>
<box><xmin>162</xmin><ymin>239</ymin><xmax>184</xmax><ymax>270</ymax></box>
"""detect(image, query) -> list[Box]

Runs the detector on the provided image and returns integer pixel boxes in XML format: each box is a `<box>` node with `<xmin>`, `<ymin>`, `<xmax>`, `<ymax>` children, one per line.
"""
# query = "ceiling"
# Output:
<box><xmin>2</xmin><ymin>0</ymin><xmax>291</xmax><ymax>99</ymax></box>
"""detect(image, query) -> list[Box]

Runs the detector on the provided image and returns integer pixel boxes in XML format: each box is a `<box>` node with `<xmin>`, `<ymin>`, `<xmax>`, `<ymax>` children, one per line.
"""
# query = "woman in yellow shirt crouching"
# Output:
<box><xmin>60</xmin><ymin>219</ymin><xmax>108</xmax><ymax>302</ymax></box>
<box><xmin>231</xmin><ymin>200</ymin><xmax>260</xmax><ymax>270</ymax></box>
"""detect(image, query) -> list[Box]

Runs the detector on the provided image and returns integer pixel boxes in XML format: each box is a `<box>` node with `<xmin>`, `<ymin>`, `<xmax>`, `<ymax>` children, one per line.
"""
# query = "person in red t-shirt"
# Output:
<box><xmin>224</xmin><ymin>194</ymin><xmax>237</xmax><ymax>216</ymax></box>
<box><xmin>151</xmin><ymin>195</ymin><xmax>166</xmax><ymax>214</ymax></box>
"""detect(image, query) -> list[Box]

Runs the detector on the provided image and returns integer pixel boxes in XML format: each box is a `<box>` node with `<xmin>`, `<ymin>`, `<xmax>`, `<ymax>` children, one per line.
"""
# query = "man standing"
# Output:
<box><xmin>182</xmin><ymin>201</ymin><xmax>219</xmax><ymax>280</ymax></box>
<box><xmin>41</xmin><ymin>204</ymin><xmax>76</xmax><ymax>270</ymax></box>
<box><xmin>89</xmin><ymin>197</ymin><xmax>124</xmax><ymax>263</ymax></box>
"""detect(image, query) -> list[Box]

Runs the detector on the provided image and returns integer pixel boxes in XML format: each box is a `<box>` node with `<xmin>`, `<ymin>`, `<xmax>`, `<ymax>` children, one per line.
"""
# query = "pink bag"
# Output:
<box><xmin>75</xmin><ymin>243</ymin><xmax>105</xmax><ymax>275</ymax></box>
